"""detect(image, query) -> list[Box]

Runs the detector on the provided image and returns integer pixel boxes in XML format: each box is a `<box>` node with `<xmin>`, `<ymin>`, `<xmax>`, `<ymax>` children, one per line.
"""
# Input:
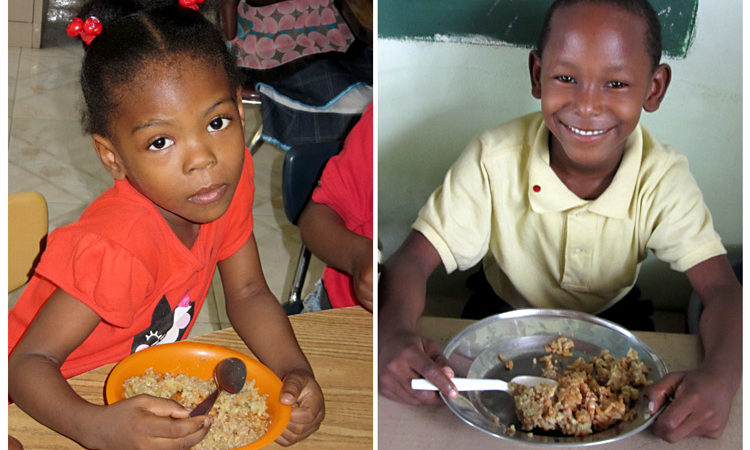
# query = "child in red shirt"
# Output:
<box><xmin>8</xmin><ymin>1</ymin><xmax>323</xmax><ymax>448</ymax></box>
<box><xmin>298</xmin><ymin>103</ymin><xmax>373</xmax><ymax>311</ymax></box>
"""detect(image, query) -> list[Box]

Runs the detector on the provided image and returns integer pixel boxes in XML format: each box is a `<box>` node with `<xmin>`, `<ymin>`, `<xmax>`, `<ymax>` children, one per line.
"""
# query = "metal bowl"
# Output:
<box><xmin>440</xmin><ymin>309</ymin><xmax>668</xmax><ymax>446</ymax></box>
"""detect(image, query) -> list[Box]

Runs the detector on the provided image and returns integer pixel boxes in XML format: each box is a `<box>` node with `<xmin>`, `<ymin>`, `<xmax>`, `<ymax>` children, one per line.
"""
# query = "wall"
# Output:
<box><xmin>9</xmin><ymin>0</ymin><xmax>44</xmax><ymax>48</ymax></box>
<box><xmin>379</xmin><ymin>0</ymin><xmax>698</xmax><ymax>59</ymax></box>
<box><xmin>377</xmin><ymin>0</ymin><xmax>742</xmax><ymax>310</ymax></box>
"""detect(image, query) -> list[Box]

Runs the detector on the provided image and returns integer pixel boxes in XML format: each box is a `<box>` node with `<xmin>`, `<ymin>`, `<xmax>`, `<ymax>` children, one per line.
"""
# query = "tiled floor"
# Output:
<box><xmin>7</xmin><ymin>40</ymin><xmax>324</xmax><ymax>337</ymax></box>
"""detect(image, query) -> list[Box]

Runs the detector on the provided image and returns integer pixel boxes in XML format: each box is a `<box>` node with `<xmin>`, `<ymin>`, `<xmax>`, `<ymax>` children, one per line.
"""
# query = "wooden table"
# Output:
<box><xmin>8</xmin><ymin>307</ymin><xmax>372</xmax><ymax>449</ymax></box>
<box><xmin>379</xmin><ymin>316</ymin><xmax>742</xmax><ymax>449</ymax></box>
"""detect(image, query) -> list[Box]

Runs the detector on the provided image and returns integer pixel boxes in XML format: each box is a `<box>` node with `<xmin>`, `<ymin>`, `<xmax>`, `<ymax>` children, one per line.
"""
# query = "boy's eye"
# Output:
<box><xmin>208</xmin><ymin>117</ymin><xmax>231</xmax><ymax>132</ymax></box>
<box><xmin>556</xmin><ymin>75</ymin><xmax>575</xmax><ymax>83</ymax></box>
<box><xmin>607</xmin><ymin>81</ymin><xmax>627</xmax><ymax>89</ymax></box>
<box><xmin>148</xmin><ymin>137</ymin><xmax>175</xmax><ymax>151</ymax></box>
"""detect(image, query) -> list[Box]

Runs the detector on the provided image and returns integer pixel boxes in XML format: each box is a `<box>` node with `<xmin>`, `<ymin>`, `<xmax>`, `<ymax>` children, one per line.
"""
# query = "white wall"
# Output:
<box><xmin>377</xmin><ymin>0</ymin><xmax>742</xmax><ymax>309</ymax></box>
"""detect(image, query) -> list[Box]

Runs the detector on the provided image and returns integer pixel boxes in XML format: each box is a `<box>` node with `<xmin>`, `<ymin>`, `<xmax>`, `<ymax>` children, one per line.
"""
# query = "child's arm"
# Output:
<box><xmin>379</xmin><ymin>230</ymin><xmax>458</xmax><ymax>405</ymax></box>
<box><xmin>8</xmin><ymin>289</ymin><xmax>210</xmax><ymax>449</ymax></box>
<box><xmin>217</xmin><ymin>233</ymin><xmax>325</xmax><ymax>445</ymax></box>
<box><xmin>648</xmin><ymin>254</ymin><xmax>741</xmax><ymax>442</ymax></box>
<box><xmin>297</xmin><ymin>201</ymin><xmax>373</xmax><ymax>310</ymax></box>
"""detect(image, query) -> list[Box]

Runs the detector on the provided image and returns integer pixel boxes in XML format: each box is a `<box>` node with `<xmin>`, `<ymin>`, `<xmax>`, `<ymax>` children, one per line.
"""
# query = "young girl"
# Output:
<box><xmin>8</xmin><ymin>1</ymin><xmax>324</xmax><ymax>448</ymax></box>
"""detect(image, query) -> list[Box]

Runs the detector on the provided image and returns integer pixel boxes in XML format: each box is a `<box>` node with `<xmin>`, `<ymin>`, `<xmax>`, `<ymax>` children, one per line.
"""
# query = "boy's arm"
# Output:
<box><xmin>8</xmin><ymin>290</ymin><xmax>208</xmax><ymax>449</ymax></box>
<box><xmin>218</xmin><ymin>233</ymin><xmax>324</xmax><ymax>444</ymax></box>
<box><xmin>297</xmin><ymin>201</ymin><xmax>373</xmax><ymax>310</ymax></box>
<box><xmin>379</xmin><ymin>230</ymin><xmax>458</xmax><ymax>405</ymax></box>
<box><xmin>648</xmin><ymin>254</ymin><xmax>741</xmax><ymax>442</ymax></box>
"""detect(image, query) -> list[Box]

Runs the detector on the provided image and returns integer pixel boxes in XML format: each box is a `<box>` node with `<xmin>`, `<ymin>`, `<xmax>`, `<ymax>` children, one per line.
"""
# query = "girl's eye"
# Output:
<box><xmin>148</xmin><ymin>137</ymin><xmax>175</xmax><ymax>151</ymax></box>
<box><xmin>556</xmin><ymin>75</ymin><xmax>575</xmax><ymax>83</ymax></box>
<box><xmin>208</xmin><ymin>117</ymin><xmax>231</xmax><ymax>132</ymax></box>
<box><xmin>608</xmin><ymin>81</ymin><xmax>627</xmax><ymax>89</ymax></box>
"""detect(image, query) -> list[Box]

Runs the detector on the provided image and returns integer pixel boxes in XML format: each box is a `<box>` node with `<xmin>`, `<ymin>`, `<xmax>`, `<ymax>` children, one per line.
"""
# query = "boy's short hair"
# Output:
<box><xmin>535</xmin><ymin>0</ymin><xmax>663</xmax><ymax>70</ymax></box>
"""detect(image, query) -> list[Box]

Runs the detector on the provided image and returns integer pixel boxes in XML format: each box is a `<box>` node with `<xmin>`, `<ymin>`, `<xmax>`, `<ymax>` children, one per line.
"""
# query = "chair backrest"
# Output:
<box><xmin>282</xmin><ymin>141</ymin><xmax>343</xmax><ymax>224</ymax></box>
<box><xmin>8</xmin><ymin>191</ymin><xmax>49</xmax><ymax>292</ymax></box>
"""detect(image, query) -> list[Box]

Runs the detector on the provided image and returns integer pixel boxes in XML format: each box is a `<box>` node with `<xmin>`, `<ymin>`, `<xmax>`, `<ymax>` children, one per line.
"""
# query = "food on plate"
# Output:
<box><xmin>510</xmin><ymin>336</ymin><xmax>651</xmax><ymax>436</ymax></box>
<box><xmin>544</xmin><ymin>334</ymin><xmax>574</xmax><ymax>356</ymax></box>
<box><xmin>123</xmin><ymin>368</ymin><xmax>269</xmax><ymax>449</ymax></box>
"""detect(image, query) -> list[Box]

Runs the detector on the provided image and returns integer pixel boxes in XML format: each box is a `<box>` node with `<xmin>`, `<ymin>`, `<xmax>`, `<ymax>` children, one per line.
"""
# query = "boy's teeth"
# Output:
<box><xmin>568</xmin><ymin>125</ymin><xmax>605</xmax><ymax>136</ymax></box>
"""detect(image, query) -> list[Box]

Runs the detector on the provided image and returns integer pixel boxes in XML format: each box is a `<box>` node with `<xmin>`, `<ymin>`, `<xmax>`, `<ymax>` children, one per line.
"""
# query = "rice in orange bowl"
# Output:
<box><xmin>105</xmin><ymin>342</ymin><xmax>291</xmax><ymax>449</ymax></box>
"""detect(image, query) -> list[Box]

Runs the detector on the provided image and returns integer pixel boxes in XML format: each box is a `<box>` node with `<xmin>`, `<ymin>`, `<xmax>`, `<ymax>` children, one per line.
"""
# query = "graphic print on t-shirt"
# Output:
<box><xmin>131</xmin><ymin>292</ymin><xmax>195</xmax><ymax>353</ymax></box>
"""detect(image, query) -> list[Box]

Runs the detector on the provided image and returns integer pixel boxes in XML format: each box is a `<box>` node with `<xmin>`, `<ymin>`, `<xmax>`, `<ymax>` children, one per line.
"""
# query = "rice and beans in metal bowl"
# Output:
<box><xmin>440</xmin><ymin>309</ymin><xmax>668</xmax><ymax>446</ymax></box>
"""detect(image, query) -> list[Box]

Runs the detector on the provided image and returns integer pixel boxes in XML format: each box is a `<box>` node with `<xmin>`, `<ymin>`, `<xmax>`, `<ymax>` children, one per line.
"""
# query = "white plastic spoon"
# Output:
<box><xmin>411</xmin><ymin>376</ymin><xmax>557</xmax><ymax>392</ymax></box>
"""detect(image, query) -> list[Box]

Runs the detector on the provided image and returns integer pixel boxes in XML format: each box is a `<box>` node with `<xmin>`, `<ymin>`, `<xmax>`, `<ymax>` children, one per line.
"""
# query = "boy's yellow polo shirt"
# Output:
<box><xmin>413</xmin><ymin>112</ymin><xmax>725</xmax><ymax>314</ymax></box>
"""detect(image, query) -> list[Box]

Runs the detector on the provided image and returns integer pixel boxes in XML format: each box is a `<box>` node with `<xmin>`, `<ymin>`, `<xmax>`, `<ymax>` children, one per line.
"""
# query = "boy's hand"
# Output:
<box><xmin>647</xmin><ymin>366</ymin><xmax>736</xmax><ymax>442</ymax></box>
<box><xmin>379</xmin><ymin>327</ymin><xmax>457</xmax><ymax>405</ymax></box>
<box><xmin>93</xmin><ymin>394</ymin><xmax>212</xmax><ymax>450</ymax></box>
<box><xmin>352</xmin><ymin>251</ymin><xmax>374</xmax><ymax>311</ymax></box>
<box><xmin>276</xmin><ymin>370</ymin><xmax>325</xmax><ymax>446</ymax></box>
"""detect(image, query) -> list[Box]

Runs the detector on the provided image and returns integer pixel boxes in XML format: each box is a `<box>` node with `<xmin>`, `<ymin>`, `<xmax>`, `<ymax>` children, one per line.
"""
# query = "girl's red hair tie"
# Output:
<box><xmin>66</xmin><ymin>16</ymin><xmax>102</xmax><ymax>45</ymax></box>
<box><xmin>179</xmin><ymin>0</ymin><xmax>205</xmax><ymax>10</ymax></box>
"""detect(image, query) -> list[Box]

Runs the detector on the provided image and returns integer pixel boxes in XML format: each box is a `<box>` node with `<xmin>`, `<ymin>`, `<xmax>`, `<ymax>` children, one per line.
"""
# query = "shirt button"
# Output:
<box><xmin>575</xmin><ymin>248</ymin><xmax>582</xmax><ymax>254</ymax></box>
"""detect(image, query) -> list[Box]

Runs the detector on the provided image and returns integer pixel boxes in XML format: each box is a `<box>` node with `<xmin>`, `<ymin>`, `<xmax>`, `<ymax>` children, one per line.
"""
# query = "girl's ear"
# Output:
<box><xmin>236</xmin><ymin>87</ymin><xmax>245</xmax><ymax>130</ymax></box>
<box><xmin>643</xmin><ymin>63</ymin><xmax>672</xmax><ymax>112</ymax></box>
<box><xmin>529</xmin><ymin>51</ymin><xmax>543</xmax><ymax>100</ymax></box>
<box><xmin>92</xmin><ymin>134</ymin><xmax>127</xmax><ymax>180</ymax></box>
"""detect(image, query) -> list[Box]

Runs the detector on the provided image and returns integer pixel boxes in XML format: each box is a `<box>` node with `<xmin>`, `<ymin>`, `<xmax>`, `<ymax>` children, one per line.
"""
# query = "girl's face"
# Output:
<box><xmin>93</xmin><ymin>56</ymin><xmax>245</xmax><ymax>232</ymax></box>
<box><xmin>529</xmin><ymin>3</ymin><xmax>669</xmax><ymax>175</ymax></box>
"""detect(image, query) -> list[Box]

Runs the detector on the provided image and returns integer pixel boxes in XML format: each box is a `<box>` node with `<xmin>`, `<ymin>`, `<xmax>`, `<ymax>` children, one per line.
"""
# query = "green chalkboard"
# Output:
<box><xmin>379</xmin><ymin>0</ymin><xmax>698</xmax><ymax>58</ymax></box>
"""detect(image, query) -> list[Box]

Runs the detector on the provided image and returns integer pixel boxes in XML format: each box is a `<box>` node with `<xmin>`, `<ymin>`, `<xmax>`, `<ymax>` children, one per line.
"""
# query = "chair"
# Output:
<box><xmin>8</xmin><ymin>191</ymin><xmax>49</xmax><ymax>292</ymax></box>
<box><xmin>217</xmin><ymin>0</ymin><xmax>371</xmax><ymax>153</ymax></box>
<box><xmin>280</xmin><ymin>141</ymin><xmax>343</xmax><ymax>314</ymax></box>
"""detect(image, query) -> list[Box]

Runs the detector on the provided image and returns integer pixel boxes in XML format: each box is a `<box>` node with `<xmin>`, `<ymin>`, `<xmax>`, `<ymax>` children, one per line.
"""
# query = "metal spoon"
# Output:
<box><xmin>411</xmin><ymin>376</ymin><xmax>557</xmax><ymax>393</ymax></box>
<box><xmin>189</xmin><ymin>357</ymin><xmax>247</xmax><ymax>417</ymax></box>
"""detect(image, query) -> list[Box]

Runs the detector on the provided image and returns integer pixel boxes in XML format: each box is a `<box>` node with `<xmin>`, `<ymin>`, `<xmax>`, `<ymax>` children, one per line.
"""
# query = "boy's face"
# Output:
<box><xmin>529</xmin><ymin>3</ymin><xmax>670</xmax><ymax>174</ymax></box>
<box><xmin>93</xmin><ymin>56</ymin><xmax>246</xmax><ymax>230</ymax></box>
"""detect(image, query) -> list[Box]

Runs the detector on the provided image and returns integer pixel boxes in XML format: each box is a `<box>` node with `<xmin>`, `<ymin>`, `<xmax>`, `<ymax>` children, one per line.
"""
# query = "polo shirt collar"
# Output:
<box><xmin>528</xmin><ymin>122</ymin><xmax>642</xmax><ymax>219</ymax></box>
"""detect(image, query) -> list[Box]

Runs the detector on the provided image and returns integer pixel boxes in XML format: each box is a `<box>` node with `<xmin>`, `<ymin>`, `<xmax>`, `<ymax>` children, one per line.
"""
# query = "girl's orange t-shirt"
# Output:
<box><xmin>9</xmin><ymin>150</ymin><xmax>254</xmax><ymax>379</ymax></box>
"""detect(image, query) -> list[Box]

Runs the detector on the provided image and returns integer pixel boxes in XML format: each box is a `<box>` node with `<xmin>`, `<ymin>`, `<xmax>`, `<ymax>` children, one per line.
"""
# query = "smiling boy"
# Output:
<box><xmin>379</xmin><ymin>0</ymin><xmax>741</xmax><ymax>442</ymax></box>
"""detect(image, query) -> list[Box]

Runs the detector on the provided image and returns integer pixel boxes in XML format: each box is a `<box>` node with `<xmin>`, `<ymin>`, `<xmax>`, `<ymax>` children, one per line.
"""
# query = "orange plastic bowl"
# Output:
<box><xmin>105</xmin><ymin>342</ymin><xmax>291</xmax><ymax>449</ymax></box>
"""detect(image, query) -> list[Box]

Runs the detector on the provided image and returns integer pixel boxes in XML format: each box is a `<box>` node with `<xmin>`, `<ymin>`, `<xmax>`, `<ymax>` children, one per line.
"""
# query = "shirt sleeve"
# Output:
<box><xmin>413</xmin><ymin>135</ymin><xmax>493</xmax><ymax>273</ymax></box>
<box><xmin>644</xmin><ymin>152</ymin><xmax>726</xmax><ymax>271</ymax></box>
<box><xmin>311</xmin><ymin>104</ymin><xmax>373</xmax><ymax>233</ymax></box>
<box><xmin>34</xmin><ymin>229</ymin><xmax>154</xmax><ymax>328</ymax></box>
<box><xmin>217</xmin><ymin>148</ymin><xmax>256</xmax><ymax>260</ymax></box>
